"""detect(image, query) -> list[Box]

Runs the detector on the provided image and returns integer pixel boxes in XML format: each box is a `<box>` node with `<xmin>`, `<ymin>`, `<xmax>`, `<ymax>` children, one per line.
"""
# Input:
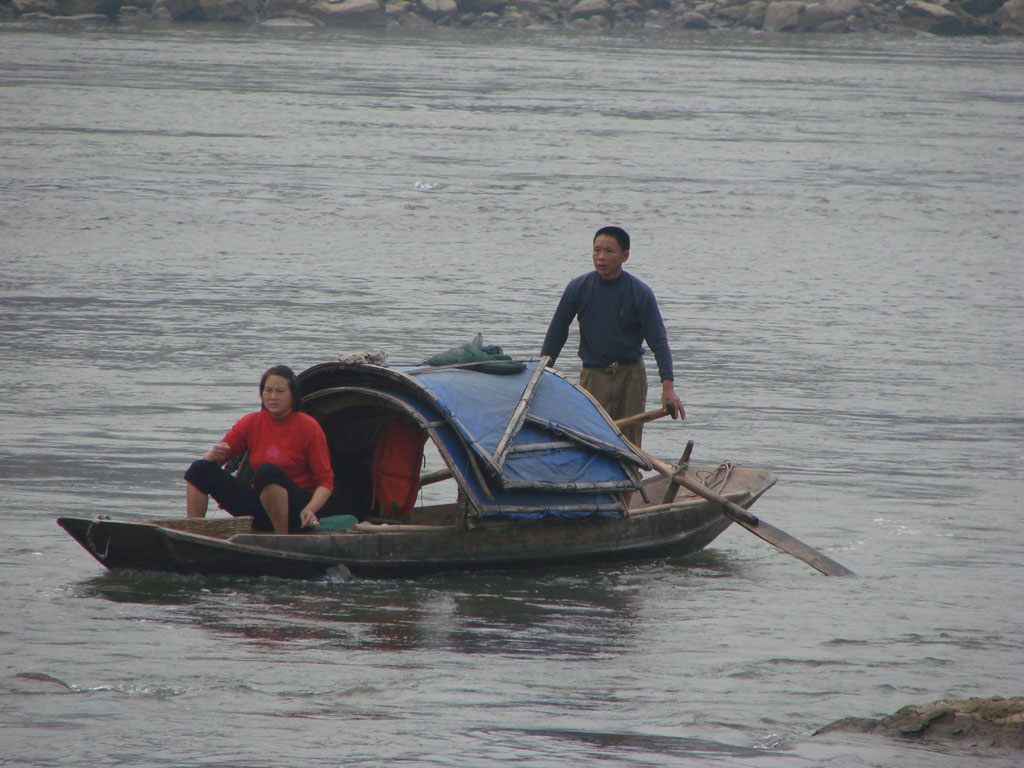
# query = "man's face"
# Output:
<box><xmin>592</xmin><ymin>234</ymin><xmax>629</xmax><ymax>280</ymax></box>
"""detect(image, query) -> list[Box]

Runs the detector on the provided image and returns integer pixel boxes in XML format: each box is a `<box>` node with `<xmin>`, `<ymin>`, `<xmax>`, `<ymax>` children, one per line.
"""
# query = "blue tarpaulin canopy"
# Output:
<box><xmin>299</xmin><ymin>359</ymin><xmax>651</xmax><ymax>520</ymax></box>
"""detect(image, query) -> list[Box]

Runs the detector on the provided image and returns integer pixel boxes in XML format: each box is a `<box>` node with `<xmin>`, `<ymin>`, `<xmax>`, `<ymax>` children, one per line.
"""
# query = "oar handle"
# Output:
<box><xmin>613</xmin><ymin>406</ymin><xmax>670</xmax><ymax>429</ymax></box>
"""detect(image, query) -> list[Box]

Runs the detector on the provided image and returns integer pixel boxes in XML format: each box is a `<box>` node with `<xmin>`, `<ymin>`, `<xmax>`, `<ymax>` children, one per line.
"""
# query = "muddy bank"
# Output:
<box><xmin>818</xmin><ymin>696</ymin><xmax>1024</xmax><ymax>753</ymax></box>
<box><xmin>3</xmin><ymin>0</ymin><xmax>1024</xmax><ymax>35</ymax></box>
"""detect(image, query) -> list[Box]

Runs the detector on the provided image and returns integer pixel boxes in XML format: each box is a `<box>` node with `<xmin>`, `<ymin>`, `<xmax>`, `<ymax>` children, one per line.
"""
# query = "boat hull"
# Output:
<box><xmin>57</xmin><ymin>517</ymin><xmax>350</xmax><ymax>580</ymax></box>
<box><xmin>57</xmin><ymin>466</ymin><xmax>774</xmax><ymax>579</ymax></box>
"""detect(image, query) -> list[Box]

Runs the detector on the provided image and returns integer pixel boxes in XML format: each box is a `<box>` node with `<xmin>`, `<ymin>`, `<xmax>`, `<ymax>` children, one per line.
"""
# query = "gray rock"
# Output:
<box><xmin>802</xmin><ymin>2</ymin><xmax>834</xmax><ymax>24</ymax></box>
<box><xmin>902</xmin><ymin>0</ymin><xmax>958</xmax><ymax>17</ymax></box>
<box><xmin>815</xmin><ymin>16</ymin><xmax>851</xmax><ymax>26</ymax></box>
<box><xmin>818</xmin><ymin>697</ymin><xmax>1024</xmax><ymax>752</ymax></box>
<box><xmin>12</xmin><ymin>0</ymin><xmax>61</xmax><ymax>14</ymax></box>
<box><xmin>457</xmin><ymin>0</ymin><xmax>506</xmax><ymax>11</ymax></box>
<box><xmin>961</xmin><ymin>0</ymin><xmax>1003</xmax><ymax>14</ymax></box>
<box><xmin>899</xmin><ymin>0</ymin><xmax>966</xmax><ymax>33</ymax></box>
<box><xmin>198</xmin><ymin>0</ymin><xmax>261</xmax><ymax>20</ymax></box>
<box><xmin>570</xmin><ymin>11</ymin><xmax>611</xmax><ymax>24</ymax></box>
<box><xmin>158</xmin><ymin>0</ymin><xmax>200</xmax><ymax>18</ymax></box>
<box><xmin>802</xmin><ymin>0</ymin><xmax>855</xmax><ymax>23</ymax></box>
<box><xmin>4</xmin><ymin>0</ymin><xmax>1022</xmax><ymax>35</ymax></box>
<box><xmin>397</xmin><ymin>8</ymin><xmax>433</xmax><ymax>22</ymax></box>
<box><xmin>718</xmin><ymin>0</ymin><xmax>766</xmax><ymax>23</ymax></box>
<box><xmin>679</xmin><ymin>8</ymin><xmax>711</xmax><ymax>24</ymax></box>
<box><xmin>617</xmin><ymin>0</ymin><xmax>645</xmax><ymax>18</ymax></box>
<box><xmin>261</xmin><ymin>13</ymin><xmax>325</xmax><ymax>22</ymax></box>
<box><xmin>995</xmin><ymin>0</ymin><xmax>1024</xmax><ymax>28</ymax></box>
<box><xmin>763</xmin><ymin>0</ymin><xmax>805</xmax><ymax>28</ymax></box>
<box><xmin>148</xmin><ymin>0</ymin><xmax>174</xmax><ymax>17</ymax></box>
<box><xmin>517</xmin><ymin>0</ymin><xmax>558</xmax><ymax>18</ymax></box>
<box><xmin>420</xmin><ymin>0</ymin><xmax>457</xmax><ymax>17</ymax></box>
<box><xmin>57</xmin><ymin>0</ymin><xmax>120</xmax><ymax>14</ymax></box>
<box><xmin>716</xmin><ymin>2</ymin><xmax>749</xmax><ymax>19</ymax></box>
<box><xmin>568</xmin><ymin>0</ymin><xmax>612</xmax><ymax>18</ymax></box>
<box><xmin>55</xmin><ymin>11</ymin><xmax>112</xmax><ymax>18</ymax></box>
<box><xmin>308</xmin><ymin>0</ymin><xmax>384</xmax><ymax>23</ymax></box>
<box><xmin>741</xmin><ymin>0</ymin><xmax>767</xmax><ymax>24</ymax></box>
<box><xmin>822</xmin><ymin>0</ymin><xmax>859</xmax><ymax>14</ymax></box>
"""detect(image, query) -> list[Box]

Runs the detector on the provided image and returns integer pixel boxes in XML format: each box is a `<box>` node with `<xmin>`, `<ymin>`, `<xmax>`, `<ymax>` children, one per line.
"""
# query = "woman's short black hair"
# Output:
<box><xmin>594</xmin><ymin>225</ymin><xmax>630</xmax><ymax>252</ymax></box>
<box><xmin>259</xmin><ymin>365</ymin><xmax>302</xmax><ymax>412</ymax></box>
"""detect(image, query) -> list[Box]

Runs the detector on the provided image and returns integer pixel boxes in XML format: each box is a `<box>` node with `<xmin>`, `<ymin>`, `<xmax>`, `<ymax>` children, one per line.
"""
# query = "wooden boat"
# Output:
<box><xmin>58</xmin><ymin>357</ymin><xmax>777</xmax><ymax>579</ymax></box>
<box><xmin>58</xmin><ymin>465</ymin><xmax>774</xmax><ymax>579</ymax></box>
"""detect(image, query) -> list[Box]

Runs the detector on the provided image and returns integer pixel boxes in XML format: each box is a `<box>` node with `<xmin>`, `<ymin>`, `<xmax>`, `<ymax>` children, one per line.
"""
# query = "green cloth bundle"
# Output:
<box><xmin>317</xmin><ymin>515</ymin><xmax>358</xmax><ymax>532</ymax></box>
<box><xmin>424</xmin><ymin>333</ymin><xmax>526</xmax><ymax>375</ymax></box>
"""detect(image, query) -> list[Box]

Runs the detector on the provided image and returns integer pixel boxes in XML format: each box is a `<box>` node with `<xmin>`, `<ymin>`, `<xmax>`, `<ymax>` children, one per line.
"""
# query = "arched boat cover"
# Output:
<box><xmin>299</xmin><ymin>360</ymin><xmax>652</xmax><ymax>520</ymax></box>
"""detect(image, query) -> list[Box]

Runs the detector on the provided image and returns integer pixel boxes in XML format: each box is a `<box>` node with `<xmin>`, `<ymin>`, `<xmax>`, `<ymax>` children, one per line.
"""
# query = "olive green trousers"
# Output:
<box><xmin>579</xmin><ymin>360</ymin><xmax>648</xmax><ymax>447</ymax></box>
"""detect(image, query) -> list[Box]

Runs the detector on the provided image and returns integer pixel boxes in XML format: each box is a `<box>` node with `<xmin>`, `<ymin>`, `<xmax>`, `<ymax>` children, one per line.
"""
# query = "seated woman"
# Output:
<box><xmin>184</xmin><ymin>365</ymin><xmax>333</xmax><ymax>534</ymax></box>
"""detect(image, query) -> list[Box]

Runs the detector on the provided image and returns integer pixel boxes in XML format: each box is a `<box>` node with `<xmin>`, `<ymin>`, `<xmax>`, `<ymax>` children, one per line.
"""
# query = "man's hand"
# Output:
<box><xmin>661</xmin><ymin>380</ymin><xmax>685</xmax><ymax>421</ymax></box>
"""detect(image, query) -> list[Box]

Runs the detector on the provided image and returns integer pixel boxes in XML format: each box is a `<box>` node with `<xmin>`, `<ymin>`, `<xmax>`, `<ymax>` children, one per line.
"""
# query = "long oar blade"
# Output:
<box><xmin>672</xmin><ymin>472</ymin><xmax>854</xmax><ymax>577</ymax></box>
<box><xmin>639</xmin><ymin>449</ymin><xmax>855</xmax><ymax>577</ymax></box>
<box><xmin>729</xmin><ymin>513</ymin><xmax>855</xmax><ymax>577</ymax></box>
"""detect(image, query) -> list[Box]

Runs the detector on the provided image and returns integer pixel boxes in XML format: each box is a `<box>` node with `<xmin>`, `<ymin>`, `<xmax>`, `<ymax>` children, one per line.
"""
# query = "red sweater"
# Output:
<box><xmin>222</xmin><ymin>410</ymin><xmax>334</xmax><ymax>493</ymax></box>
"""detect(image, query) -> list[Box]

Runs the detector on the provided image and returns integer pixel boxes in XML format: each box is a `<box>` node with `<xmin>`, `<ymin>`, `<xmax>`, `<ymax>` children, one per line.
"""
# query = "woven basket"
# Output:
<box><xmin>146</xmin><ymin>516</ymin><xmax>254</xmax><ymax>539</ymax></box>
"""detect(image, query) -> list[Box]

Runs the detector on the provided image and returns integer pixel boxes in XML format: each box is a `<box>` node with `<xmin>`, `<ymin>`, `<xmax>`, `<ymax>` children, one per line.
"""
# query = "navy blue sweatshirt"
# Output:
<box><xmin>541</xmin><ymin>270</ymin><xmax>674</xmax><ymax>382</ymax></box>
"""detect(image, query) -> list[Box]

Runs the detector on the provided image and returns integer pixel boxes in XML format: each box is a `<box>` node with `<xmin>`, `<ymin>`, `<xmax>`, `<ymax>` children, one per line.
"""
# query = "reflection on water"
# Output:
<box><xmin>509</xmin><ymin>728</ymin><xmax>776</xmax><ymax>759</ymax></box>
<box><xmin>76</xmin><ymin>566</ymin><xmax>645</xmax><ymax>656</ymax></box>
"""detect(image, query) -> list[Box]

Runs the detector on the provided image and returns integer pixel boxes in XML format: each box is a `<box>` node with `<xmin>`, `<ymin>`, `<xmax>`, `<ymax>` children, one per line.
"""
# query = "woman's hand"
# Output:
<box><xmin>300</xmin><ymin>486</ymin><xmax>332</xmax><ymax>530</ymax></box>
<box><xmin>203</xmin><ymin>442</ymin><xmax>233</xmax><ymax>464</ymax></box>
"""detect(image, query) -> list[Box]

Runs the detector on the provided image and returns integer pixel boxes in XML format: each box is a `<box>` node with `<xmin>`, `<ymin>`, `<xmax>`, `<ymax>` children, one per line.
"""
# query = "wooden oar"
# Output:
<box><xmin>419</xmin><ymin>407</ymin><xmax>673</xmax><ymax>487</ymax></box>
<box><xmin>613</xmin><ymin>405</ymin><xmax>669</xmax><ymax>429</ymax></box>
<box><xmin>634</xmin><ymin>447</ymin><xmax>855</xmax><ymax>577</ymax></box>
<box><xmin>419</xmin><ymin>467</ymin><xmax>454</xmax><ymax>487</ymax></box>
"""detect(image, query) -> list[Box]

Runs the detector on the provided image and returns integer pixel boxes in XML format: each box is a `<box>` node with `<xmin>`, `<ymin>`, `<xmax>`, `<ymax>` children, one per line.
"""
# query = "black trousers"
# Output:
<box><xmin>184</xmin><ymin>459</ymin><xmax>311</xmax><ymax>533</ymax></box>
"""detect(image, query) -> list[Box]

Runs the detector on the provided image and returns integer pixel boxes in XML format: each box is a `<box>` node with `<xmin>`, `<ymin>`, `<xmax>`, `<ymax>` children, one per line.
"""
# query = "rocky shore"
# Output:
<box><xmin>818</xmin><ymin>696</ymin><xmax>1024</xmax><ymax>753</ymax></box>
<box><xmin>3</xmin><ymin>0</ymin><xmax>1024</xmax><ymax>35</ymax></box>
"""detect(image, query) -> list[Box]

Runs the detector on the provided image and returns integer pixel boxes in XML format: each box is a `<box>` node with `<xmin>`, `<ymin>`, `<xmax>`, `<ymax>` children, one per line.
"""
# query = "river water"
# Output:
<box><xmin>2</xmin><ymin>22</ymin><xmax>1023</xmax><ymax>768</ymax></box>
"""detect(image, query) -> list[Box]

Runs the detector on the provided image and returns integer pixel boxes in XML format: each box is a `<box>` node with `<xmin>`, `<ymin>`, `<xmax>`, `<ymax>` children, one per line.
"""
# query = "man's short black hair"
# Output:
<box><xmin>594</xmin><ymin>226</ymin><xmax>630</xmax><ymax>252</ymax></box>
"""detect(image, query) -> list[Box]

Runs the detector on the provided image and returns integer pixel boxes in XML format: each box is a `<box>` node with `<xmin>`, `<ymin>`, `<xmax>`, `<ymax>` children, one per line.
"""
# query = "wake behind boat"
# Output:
<box><xmin>57</xmin><ymin>356</ymin><xmax>802</xmax><ymax>579</ymax></box>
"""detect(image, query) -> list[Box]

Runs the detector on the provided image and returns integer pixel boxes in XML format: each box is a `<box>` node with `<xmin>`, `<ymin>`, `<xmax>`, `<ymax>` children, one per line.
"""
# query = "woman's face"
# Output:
<box><xmin>261</xmin><ymin>374</ymin><xmax>294</xmax><ymax>418</ymax></box>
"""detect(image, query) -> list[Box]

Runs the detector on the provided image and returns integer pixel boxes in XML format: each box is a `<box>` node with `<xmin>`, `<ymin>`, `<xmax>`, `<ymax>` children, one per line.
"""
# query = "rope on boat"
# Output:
<box><xmin>695</xmin><ymin>461</ymin><xmax>735</xmax><ymax>494</ymax></box>
<box><xmin>85</xmin><ymin>520</ymin><xmax>110</xmax><ymax>560</ymax></box>
<box><xmin>630</xmin><ymin>461</ymin><xmax>740</xmax><ymax>516</ymax></box>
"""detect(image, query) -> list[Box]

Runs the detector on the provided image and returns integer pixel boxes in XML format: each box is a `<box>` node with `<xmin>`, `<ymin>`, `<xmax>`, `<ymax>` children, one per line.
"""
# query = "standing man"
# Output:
<box><xmin>541</xmin><ymin>226</ymin><xmax>684</xmax><ymax>446</ymax></box>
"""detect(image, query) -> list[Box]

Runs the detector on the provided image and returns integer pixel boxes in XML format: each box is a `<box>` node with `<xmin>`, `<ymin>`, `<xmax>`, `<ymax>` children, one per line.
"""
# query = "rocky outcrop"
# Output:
<box><xmin>817</xmin><ymin>696</ymin><xmax>1024</xmax><ymax>752</ymax></box>
<box><xmin>199</xmin><ymin>0</ymin><xmax>260</xmax><ymax>21</ymax></box>
<box><xmin>900</xmin><ymin>0</ymin><xmax>969</xmax><ymax>32</ymax></box>
<box><xmin>994</xmin><ymin>0</ymin><xmax>1024</xmax><ymax>29</ymax></box>
<box><xmin>2</xmin><ymin>0</ymin><xmax>1023</xmax><ymax>33</ymax></box>
<box><xmin>307</xmin><ymin>0</ymin><xmax>386</xmax><ymax>24</ymax></box>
